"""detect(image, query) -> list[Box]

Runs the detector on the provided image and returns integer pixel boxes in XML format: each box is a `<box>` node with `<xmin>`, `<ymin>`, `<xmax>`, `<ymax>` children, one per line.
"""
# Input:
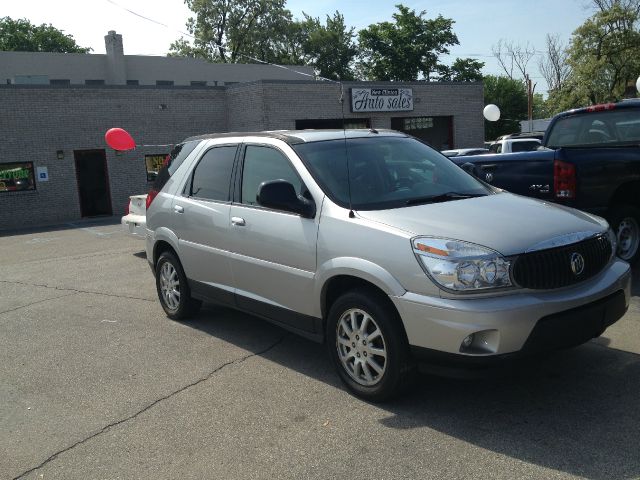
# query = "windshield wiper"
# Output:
<box><xmin>405</xmin><ymin>192</ymin><xmax>487</xmax><ymax>206</ymax></box>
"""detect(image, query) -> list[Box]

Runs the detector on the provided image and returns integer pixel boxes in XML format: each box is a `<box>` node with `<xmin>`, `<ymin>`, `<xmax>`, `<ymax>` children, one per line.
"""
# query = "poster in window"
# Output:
<box><xmin>0</xmin><ymin>162</ymin><xmax>36</xmax><ymax>192</ymax></box>
<box><xmin>145</xmin><ymin>154</ymin><xmax>167</xmax><ymax>182</ymax></box>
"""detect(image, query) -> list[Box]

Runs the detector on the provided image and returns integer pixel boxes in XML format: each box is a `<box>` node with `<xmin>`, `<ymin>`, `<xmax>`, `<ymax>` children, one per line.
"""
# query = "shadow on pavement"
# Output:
<box><xmin>182</xmin><ymin>301</ymin><xmax>640</xmax><ymax>480</ymax></box>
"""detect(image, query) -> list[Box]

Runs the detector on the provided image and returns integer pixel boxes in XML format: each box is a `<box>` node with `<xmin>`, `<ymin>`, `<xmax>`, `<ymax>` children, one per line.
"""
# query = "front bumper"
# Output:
<box><xmin>391</xmin><ymin>258</ymin><xmax>631</xmax><ymax>360</ymax></box>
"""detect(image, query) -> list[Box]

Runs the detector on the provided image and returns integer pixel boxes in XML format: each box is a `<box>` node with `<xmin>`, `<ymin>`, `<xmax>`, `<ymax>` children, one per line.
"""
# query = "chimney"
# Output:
<box><xmin>104</xmin><ymin>30</ymin><xmax>126</xmax><ymax>85</ymax></box>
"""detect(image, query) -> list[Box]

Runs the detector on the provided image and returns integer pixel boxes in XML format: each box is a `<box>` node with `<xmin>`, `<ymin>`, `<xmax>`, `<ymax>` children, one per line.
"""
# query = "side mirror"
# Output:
<box><xmin>257</xmin><ymin>180</ymin><xmax>316</xmax><ymax>218</ymax></box>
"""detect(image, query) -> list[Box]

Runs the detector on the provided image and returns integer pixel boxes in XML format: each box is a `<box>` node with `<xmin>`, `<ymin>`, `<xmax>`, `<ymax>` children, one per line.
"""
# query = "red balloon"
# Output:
<box><xmin>105</xmin><ymin>128</ymin><xmax>136</xmax><ymax>151</ymax></box>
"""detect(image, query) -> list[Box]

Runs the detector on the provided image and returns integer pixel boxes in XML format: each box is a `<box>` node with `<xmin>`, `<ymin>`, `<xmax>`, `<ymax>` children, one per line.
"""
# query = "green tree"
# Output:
<box><xmin>357</xmin><ymin>4</ymin><xmax>460</xmax><ymax>81</ymax></box>
<box><xmin>561</xmin><ymin>0</ymin><xmax>640</xmax><ymax>106</ymax></box>
<box><xmin>299</xmin><ymin>12</ymin><xmax>357</xmax><ymax>80</ymax></box>
<box><xmin>169</xmin><ymin>0</ymin><xmax>296</xmax><ymax>63</ymax></box>
<box><xmin>439</xmin><ymin>58</ymin><xmax>485</xmax><ymax>82</ymax></box>
<box><xmin>533</xmin><ymin>0</ymin><xmax>640</xmax><ymax>114</ymax></box>
<box><xmin>0</xmin><ymin>17</ymin><xmax>90</xmax><ymax>53</ymax></box>
<box><xmin>483</xmin><ymin>75</ymin><xmax>528</xmax><ymax>141</ymax></box>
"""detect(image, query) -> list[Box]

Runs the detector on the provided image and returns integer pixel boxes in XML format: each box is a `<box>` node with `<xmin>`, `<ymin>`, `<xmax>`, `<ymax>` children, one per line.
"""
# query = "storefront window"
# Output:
<box><xmin>145</xmin><ymin>154</ymin><xmax>168</xmax><ymax>182</ymax></box>
<box><xmin>0</xmin><ymin>162</ymin><xmax>36</xmax><ymax>192</ymax></box>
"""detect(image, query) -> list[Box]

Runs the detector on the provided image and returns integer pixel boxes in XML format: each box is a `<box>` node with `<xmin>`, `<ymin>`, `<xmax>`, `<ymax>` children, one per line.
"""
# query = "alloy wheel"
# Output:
<box><xmin>336</xmin><ymin>308</ymin><xmax>387</xmax><ymax>387</ymax></box>
<box><xmin>159</xmin><ymin>261</ymin><xmax>181</xmax><ymax>310</ymax></box>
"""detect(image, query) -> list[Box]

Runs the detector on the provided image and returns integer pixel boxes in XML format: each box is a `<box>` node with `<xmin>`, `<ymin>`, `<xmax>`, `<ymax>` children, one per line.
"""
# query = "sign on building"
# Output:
<box><xmin>350</xmin><ymin>88</ymin><xmax>414</xmax><ymax>113</ymax></box>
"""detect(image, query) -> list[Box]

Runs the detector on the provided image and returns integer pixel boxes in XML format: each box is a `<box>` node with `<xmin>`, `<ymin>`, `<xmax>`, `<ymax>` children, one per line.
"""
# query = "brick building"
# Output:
<box><xmin>0</xmin><ymin>33</ymin><xmax>484</xmax><ymax>231</ymax></box>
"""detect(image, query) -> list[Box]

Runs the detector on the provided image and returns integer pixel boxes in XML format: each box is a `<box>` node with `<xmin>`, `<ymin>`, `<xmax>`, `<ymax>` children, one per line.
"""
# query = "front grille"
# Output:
<box><xmin>512</xmin><ymin>234</ymin><xmax>612</xmax><ymax>289</ymax></box>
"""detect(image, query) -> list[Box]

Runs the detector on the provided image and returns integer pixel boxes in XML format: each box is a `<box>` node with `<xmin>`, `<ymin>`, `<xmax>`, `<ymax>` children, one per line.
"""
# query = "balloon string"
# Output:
<box><xmin>135</xmin><ymin>144</ymin><xmax>175</xmax><ymax>147</ymax></box>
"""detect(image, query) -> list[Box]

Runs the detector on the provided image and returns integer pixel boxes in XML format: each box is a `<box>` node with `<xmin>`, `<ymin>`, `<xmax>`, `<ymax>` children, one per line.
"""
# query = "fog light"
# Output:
<box><xmin>462</xmin><ymin>334</ymin><xmax>474</xmax><ymax>348</ymax></box>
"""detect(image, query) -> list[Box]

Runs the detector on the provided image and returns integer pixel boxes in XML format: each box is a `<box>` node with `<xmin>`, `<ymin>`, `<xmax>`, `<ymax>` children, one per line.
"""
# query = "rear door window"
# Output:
<box><xmin>189</xmin><ymin>146</ymin><xmax>238</xmax><ymax>201</ymax></box>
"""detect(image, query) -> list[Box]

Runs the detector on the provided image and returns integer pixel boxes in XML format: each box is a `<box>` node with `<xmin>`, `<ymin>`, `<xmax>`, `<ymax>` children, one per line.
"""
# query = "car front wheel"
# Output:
<box><xmin>326</xmin><ymin>288</ymin><xmax>413</xmax><ymax>401</ymax></box>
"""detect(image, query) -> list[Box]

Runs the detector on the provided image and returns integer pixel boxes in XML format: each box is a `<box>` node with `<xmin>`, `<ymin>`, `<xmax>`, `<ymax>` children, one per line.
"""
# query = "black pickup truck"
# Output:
<box><xmin>452</xmin><ymin>100</ymin><xmax>640</xmax><ymax>263</ymax></box>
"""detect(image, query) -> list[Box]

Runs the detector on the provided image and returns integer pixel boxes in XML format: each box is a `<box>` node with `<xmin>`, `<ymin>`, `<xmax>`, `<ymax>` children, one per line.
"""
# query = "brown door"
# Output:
<box><xmin>74</xmin><ymin>149</ymin><xmax>112</xmax><ymax>217</ymax></box>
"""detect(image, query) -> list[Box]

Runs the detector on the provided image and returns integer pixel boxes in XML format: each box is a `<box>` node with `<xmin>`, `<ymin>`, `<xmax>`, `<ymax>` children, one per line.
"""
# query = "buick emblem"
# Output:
<box><xmin>485</xmin><ymin>172</ymin><xmax>494</xmax><ymax>183</ymax></box>
<box><xmin>570</xmin><ymin>252</ymin><xmax>585</xmax><ymax>276</ymax></box>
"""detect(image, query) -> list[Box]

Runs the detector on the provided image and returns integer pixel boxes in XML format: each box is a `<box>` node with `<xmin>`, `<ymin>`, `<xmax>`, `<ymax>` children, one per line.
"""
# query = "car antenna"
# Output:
<box><xmin>339</xmin><ymin>79</ymin><xmax>355</xmax><ymax>219</ymax></box>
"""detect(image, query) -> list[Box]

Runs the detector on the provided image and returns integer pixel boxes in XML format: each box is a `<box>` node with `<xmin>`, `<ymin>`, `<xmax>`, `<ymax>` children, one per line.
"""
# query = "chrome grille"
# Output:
<box><xmin>512</xmin><ymin>234</ymin><xmax>612</xmax><ymax>289</ymax></box>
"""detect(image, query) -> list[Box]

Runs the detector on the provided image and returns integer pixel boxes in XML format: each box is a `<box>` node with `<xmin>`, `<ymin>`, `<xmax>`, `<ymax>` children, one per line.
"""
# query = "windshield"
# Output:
<box><xmin>292</xmin><ymin>136</ymin><xmax>491</xmax><ymax>210</ymax></box>
<box><xmin>546</xmin><ymin>108</ymin><xmax>640</xmax><ymax>148</ymax></box>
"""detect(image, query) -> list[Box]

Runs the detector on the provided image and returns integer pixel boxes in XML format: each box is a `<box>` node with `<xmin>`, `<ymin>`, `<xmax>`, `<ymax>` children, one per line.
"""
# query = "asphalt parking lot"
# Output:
<box><xmin>1</xmin><ymin>219</ymin><xmax>639</xmax><ymax>480</ymax></box>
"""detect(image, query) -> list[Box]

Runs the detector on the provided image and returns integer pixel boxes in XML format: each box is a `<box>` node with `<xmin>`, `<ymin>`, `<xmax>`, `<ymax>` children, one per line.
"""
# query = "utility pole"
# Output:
<box><xmin>525</xmin><ymin>74</ymin><xmax>535</xmax><ymax>133</ymax></box>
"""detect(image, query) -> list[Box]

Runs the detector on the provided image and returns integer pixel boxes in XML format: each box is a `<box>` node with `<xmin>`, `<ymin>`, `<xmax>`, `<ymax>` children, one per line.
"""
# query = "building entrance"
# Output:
<box><xmin>74</xmin><ymin>149</ymin><xmax>112</xmax><ymax>217</ymax></box>
<box><xmin>391</xmin><ymin>116</ymin><xmax>454</xmax><ymax>150</ymax></box>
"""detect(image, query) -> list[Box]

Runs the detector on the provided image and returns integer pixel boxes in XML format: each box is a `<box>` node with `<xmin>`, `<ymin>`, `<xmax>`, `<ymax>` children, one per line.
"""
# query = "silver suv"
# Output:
<box><xmin>146</xmin><ymin>130</ymin><xmax>631</xmax><ymax>401</ymax></box>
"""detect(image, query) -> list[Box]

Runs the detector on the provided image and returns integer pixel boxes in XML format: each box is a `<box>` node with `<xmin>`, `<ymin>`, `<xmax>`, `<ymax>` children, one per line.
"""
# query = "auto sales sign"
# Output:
<box><xmin>350</xmin><ymin>88</ymin><xmax>414</xmax><ymax>112</ymax></box>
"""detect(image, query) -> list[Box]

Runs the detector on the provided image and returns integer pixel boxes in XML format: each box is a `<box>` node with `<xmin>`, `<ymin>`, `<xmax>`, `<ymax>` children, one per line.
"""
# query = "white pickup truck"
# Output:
<box><xmin>121</xmin><ymin>194</ymin><xmax>147</xmax><ymax>239</ymax></box>
<box><xmin>488</xmin><ymin>138</ymin><xmax>541</xmax><ymax>153</ymax></box>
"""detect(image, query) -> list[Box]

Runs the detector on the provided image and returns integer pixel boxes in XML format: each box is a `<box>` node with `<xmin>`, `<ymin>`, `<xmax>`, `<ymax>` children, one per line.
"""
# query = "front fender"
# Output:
<box><xmin>314</xmin><ymin>257</ymin><xmax>407</xmax><ymax>317</ymax></box>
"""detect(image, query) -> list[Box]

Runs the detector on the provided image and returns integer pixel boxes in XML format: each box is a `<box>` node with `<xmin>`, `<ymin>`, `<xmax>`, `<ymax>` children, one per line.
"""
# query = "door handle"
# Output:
<box><xmin>231</xmin><ymin>216</ymin><xmax>246</xmax><ymax>226</ymax></box>
<box><xmin>174</xmin><ymin>205</ymin><xmax>184</xmax><ymax>214</ymax></box>
<box><xmin>480</xmin><ymin>164</ymin><xmax>497</xmax><ymax>171</ymax></box>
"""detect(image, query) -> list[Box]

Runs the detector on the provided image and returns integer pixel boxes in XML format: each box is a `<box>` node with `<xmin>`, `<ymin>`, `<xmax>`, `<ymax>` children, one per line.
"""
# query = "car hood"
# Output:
<box><xmin>356</xmin><ymin>192</ymin><xmax>608</xmax><ymax>256</ymax></box>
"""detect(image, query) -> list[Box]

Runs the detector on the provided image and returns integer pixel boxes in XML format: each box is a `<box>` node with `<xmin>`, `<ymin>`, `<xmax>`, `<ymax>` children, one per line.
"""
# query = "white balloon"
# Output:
<box><xmin>636</xmin><ymin>75</ymin><xmax>640</xmax><ymax>93</ymax></box>
<box><xmin>483</xmin><ymin>104</ymin><xmax>501</xmax><ymax>122</ymax></box>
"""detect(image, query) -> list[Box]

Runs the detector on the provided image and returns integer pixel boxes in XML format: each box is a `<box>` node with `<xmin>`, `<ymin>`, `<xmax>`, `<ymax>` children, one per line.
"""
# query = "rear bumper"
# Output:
<box><xmin>391</xmin><ymin>258</ymin><xmax>631</xmax><ymax>361</ymax></box>
<box><xmin>121</xmin><ymin>214</ymin><xmax>146</xmax><ymax>239</ymax></box>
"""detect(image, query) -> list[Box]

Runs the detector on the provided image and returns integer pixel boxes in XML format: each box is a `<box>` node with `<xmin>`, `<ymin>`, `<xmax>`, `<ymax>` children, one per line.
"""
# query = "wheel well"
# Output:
<box><xmin>153</xmin><ymin>240</ymin><xmax>177</xmax><ymax>267</ymax></box>
<box><xmin>321</xmin><ymin>275</ymin><xmax>405</xmax><ymax>335</ymax></box>
<box><xmin>610</xmin><ymin>181</ymin><xmax>640</xmax><ymax>209</ymax></box>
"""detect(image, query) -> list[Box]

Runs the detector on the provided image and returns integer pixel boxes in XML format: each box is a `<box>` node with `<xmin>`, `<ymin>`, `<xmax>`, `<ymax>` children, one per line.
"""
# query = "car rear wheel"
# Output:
<box><xmin>610</xmin><ymin>205</ymin><xmax>640</xmax><ymax>264</ymax></box>
<box><xmin>326</xmin><ymin>288</ymin><xmax>413</xmax><ymax>402</ymax></box>
<box><xmin>155</xmin><ymin>251</ymin><xmax>202</xmax><ymax>320</ymax></box>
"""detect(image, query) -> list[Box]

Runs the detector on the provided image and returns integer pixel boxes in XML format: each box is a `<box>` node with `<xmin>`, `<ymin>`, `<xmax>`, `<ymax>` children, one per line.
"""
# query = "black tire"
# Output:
<box><xmin>609</xmin><ymin>205</ymin><xmax>640</xmax><ymax>264</ymax></box>
<box><xmin>155</xmin><ymin>251</ymin><xmax>202</xmax><ymax>320</ymax></box>
<box><xmin>326</xmin><ymin>288</ymin><xmax>414</xmax><ymax>402</ymax></box>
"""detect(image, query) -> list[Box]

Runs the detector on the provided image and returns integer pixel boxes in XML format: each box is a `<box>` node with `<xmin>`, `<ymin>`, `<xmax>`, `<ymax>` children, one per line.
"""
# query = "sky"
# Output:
<box><xmin>4</xmin><ymin>0</ymin><xmax>596</xmax><ymax>93</ymax></box>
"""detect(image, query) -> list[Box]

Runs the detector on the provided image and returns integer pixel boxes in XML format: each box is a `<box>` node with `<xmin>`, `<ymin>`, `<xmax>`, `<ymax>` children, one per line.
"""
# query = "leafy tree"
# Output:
<box><xmin>169</xmin><ymin>0</ymin><xmax>295</xmax><ymax>63</ymax></box>
<box><xmin>357</xmin><ymin>4</ymin><xmax>459</xmax><ymax>81</ymax></box>
<box><xmin>483</xmin><ymin>75</ymin><xmax>528</xmax><ymax>140</ymax></box>
<box><xmin>299</xmin><ymin>12</ymin><xmax>357</xmax><ymax>80</ymax></box>
<box><xmin>439</xmin><ymin>58</ymin><xmax>484</xmax><ymax>82</ymax></box>
<box><xmin>0</xmin><ymin>17</ymin><xmax>90</xmax><ymax>53</ymax></box>
<box><xmin>566</xmin><ymin>0</ymin><xmax>640</xmax><ymax>105</ymax></box>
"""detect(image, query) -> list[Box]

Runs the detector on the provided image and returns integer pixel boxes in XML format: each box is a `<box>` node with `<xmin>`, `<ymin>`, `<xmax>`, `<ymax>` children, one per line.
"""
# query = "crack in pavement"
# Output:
<box><xmin>0</xmin><ymin>292</ymin><xmax>79</xmax><ymax>316</ymax></box>
<box><xmin>0</xmin><ymin>280</ymin><xmax>156</xmax><ymax>303</ymax></box>
<box><xmin>12</xmin><ymin>333</ymin><xmax>289</xmax><ymax>480</ymax></box>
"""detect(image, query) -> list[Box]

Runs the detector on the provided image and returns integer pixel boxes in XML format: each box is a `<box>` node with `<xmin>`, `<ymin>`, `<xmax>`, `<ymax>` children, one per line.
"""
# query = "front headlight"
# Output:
<box><xmin>412</xmin><ymin>237</ymin><xmax>512</xmax><ymax>292</ymax></box>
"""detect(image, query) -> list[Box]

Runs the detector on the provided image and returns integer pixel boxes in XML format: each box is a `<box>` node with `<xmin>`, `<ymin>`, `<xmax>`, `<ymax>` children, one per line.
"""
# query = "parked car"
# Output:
<box><xmin>441</xmin><ymin>148</ymin><xmax>489</xmax><ymax>157</ymax></box>
<box><xmin>487</xmin><ymin>138</ymin><xmax>542</xmax><ymax>153</ymax></box>
<box><xmin>121</xmin><ymin>194</ymin><xmax>147</xmax><ymax>238</ymax></box>
<box><xmin>453</xmin><ymin>100</ymin><xmax>640</xmax><ymax>263</ymax></box>
<box><xmin>145</xmin><ymin>129</ymin><xmax>630</xmax><ymax>401</ymax></box>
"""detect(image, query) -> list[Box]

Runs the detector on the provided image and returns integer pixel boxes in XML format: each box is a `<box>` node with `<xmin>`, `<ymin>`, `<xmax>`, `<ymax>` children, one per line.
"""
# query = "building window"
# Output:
<box><xmin>0</xmin><ymin>162</ymin><xmax>36</xmax><ymax>192</ymax></box>
<box><xmin>127</xmin><ymin>80</ymin><xmax>139</xmax><ymax>85</ymax></box>
<box><xmin>50</xmin><ymin>79</ymin><xmax>70</xmax><ymax>85</ymax></box>
<box><xmin>85</xmin><ymin>79</ymin><xmax>105</xmax><ymax>85</ymax></box>
<box><xmin>145</xmin><ymin>154</ymin><xmax>167</xmax><ymax>182</ymax></box>
<box><xmin>190</xmin><ymin>81</ymin><xmax>207</xmax><ymax>86</ymax></box>
<box><xmin>156</xmin><ymin>80</ymin><xmax>174</xmax><ymax>86</ymax></box>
